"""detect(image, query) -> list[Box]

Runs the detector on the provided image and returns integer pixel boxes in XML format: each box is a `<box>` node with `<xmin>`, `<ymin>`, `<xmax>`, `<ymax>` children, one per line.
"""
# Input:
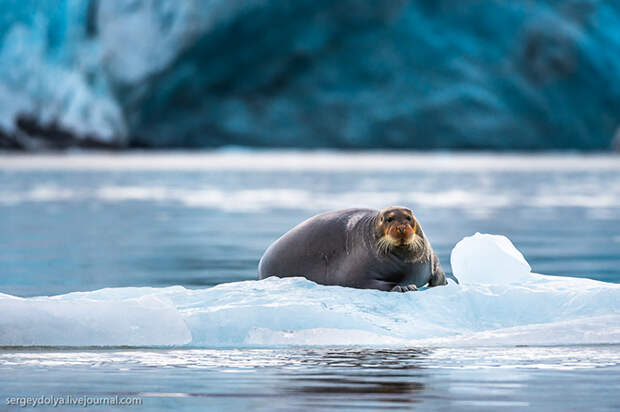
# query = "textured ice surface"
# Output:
<box><xmin>0</xmin><ymin>234</ymin><xmax>618</xmax><ymax>347</ymax></box>
<box><xmin>0</xmin><ymin>291</ymin><xmax>190</xmax><ymax>346</ymax></box>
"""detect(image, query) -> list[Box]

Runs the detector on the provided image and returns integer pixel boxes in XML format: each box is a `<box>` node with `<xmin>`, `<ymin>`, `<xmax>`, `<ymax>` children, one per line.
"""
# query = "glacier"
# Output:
<box><xmin>1</xmin><ymin>1</ymin><xmax>620</xmax><ymax>150</ymax></box>
<box><xmin>0</xmin><ymin>233</ymin><xmax>618</xmax><ymax>347</ymax></box>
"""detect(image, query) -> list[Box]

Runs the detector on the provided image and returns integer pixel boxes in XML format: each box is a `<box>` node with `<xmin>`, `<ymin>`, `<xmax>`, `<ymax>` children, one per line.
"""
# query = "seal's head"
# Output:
<box><xmin>375</xmin><ymin>206</ymin><xmax>426</xmax><ymax>259</ymax></box>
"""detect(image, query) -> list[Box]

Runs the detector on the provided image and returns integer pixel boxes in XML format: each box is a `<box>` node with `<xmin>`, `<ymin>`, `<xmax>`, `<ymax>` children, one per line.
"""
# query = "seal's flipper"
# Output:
<box><xmin>445</xmin><ymin>272</ymin><xmax>460</xmax><ymax>284</ymax></box>
<box><xmin>390</xmin><ymin>284</ymin><xmax>418</xmax><ymax>292</ymax></box>
<box><xmin>428</xmin><ymin>253</ymin><xmax>448</xmax><ymax>286</ymax></box>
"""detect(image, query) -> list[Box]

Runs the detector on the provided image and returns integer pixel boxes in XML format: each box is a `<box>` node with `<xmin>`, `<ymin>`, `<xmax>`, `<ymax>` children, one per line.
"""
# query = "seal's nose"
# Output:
<box><xmin>398</xmin><ymin>226</ymin><xmax>405</xmax><ymax>233</ymax></box>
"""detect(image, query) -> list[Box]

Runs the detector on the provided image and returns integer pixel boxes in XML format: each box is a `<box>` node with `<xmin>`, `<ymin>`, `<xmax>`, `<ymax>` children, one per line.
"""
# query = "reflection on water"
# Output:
<box><xmin>3</xmin><ymin>346</ymin><xmax>617</xmax><ymax>370</ymax></box>
<box><xmin>0</xmin><ymin>346</ymin><xmax>619</xmax><ymax>410</ymax></box>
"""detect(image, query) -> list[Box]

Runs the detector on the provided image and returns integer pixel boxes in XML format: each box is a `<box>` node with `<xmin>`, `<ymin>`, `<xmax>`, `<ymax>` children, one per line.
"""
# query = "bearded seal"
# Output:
<box><xmin>258</xmin><ymin>207</ymin><xmax>448</xmax><ymax>292</ymax></box>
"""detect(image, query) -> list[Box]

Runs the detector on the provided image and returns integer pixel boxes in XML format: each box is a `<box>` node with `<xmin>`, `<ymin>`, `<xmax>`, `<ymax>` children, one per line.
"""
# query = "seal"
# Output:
<box><xmin>258</xmin><ymin>206</ymin><xmax>448</xmax><ymax>292</ymax></box>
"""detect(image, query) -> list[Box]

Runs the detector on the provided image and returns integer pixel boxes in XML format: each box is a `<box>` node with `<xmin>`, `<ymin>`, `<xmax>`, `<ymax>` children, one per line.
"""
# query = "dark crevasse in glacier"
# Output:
<box><xmin>1</xmin><ymin>0</ymin><xmax>619</xmax><ymax>150</ymax></box>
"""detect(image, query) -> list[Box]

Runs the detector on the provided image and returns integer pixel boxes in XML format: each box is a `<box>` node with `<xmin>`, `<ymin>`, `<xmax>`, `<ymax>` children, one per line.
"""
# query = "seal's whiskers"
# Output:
<box><xmin>404</xmin><ymin>234</ymin><xmax>429</xmax><ymax>262</ymax></box>
<box><xmin>376</xmin><ymin>236</ymin><xmax>393</xmax><ymax>256</ymax></box>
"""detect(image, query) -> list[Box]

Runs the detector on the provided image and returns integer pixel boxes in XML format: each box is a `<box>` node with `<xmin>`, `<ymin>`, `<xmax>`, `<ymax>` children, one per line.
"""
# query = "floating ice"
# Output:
<box><xmin>451</xmin><ymin>233</ymin><xmax>532</xmax><ymax>284</ymax></box>
<box><xmin>0</xmin><ymin>290</ymin><xmax>190</xmax><ymax>346</ymax></box>
<box><xmin>0</xmin><ymin>234</ymin><xmax>618</xmax><ymax>347</ymax></box>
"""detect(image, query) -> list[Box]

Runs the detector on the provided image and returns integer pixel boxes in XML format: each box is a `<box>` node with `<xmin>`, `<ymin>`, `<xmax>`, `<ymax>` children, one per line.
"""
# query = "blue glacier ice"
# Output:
<box><xmin>0</xmin><ymin>233</ymin><xmax>618</xmax><ymax>347</ymax></box>
<box><xmin>1</xmin><ymin>1</ymin><xmax>620</xmax><ymax>149</ymax></box>
<box><xmin>0</xmin><ymin>0</ymin><xmax>125</xmax><ymax>148</ymax></box>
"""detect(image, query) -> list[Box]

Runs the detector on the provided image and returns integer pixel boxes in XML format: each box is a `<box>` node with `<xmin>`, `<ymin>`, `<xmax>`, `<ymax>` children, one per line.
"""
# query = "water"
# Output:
<box><xmin>1</xmin><ymin>151</ymin><xmax>619</xmax><ymax>410</ymax></box>
<box><xmin>1</xmin><ymin>346</ymin><xmax>619</xmax><ymax>411</ymax></box>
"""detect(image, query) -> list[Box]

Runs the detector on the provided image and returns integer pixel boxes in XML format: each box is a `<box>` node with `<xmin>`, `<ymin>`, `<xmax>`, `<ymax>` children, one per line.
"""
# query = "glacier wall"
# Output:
<box><xmin>1</xmin><ymin>0</ymin><xmax>620</xmax><ymax>150</ymax></box>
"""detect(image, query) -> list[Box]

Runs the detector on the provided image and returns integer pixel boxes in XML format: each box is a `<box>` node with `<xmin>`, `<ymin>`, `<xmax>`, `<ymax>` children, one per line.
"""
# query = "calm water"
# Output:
<box><xmin>1</xmin><ymin>151</ymin><xmax>619</xmax><ymax>410</ymax></box>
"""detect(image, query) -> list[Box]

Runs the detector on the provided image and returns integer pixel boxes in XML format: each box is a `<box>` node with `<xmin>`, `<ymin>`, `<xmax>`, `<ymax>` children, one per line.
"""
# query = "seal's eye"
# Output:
<box><xmin>386</xmin><ymin>217</ymin><xmax>393</xmax><ymax>223</ymax></box>
<box><xmin>406</xmin><ymin>216</ymin><xmax>412</xmax><ymax>221</ymax></box>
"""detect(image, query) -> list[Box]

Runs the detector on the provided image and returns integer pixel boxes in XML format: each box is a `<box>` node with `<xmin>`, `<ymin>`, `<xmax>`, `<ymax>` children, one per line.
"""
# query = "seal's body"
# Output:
<box><xmin>258</xmin><ymin>207</ymin><xmax>446</xmax><ymax>292</ymax></box>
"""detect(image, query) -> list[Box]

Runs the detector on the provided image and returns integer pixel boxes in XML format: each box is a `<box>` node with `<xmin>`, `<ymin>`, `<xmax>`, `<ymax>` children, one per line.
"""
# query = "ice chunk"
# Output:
<box><xmin>0</xmin><ymin>290</ymin><xmax>190</xmax><ymax>346</ymax></box>
<box><xmin>451</xmin><ymin>232</ymin><xmax>532</xmax><ymax>284</ymax></box>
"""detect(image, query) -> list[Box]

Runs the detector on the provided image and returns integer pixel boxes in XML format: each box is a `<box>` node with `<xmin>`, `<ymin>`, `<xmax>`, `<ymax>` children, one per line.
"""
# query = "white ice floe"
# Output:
<box><xmin>0</xmin><ymin>234</ymin><xmax>618</xmax><ymax>347</ymax></box>
<box><xmin>0</xmin><ymin>291</ymin><xmax>190</xmax><ymax>346</ymax></box>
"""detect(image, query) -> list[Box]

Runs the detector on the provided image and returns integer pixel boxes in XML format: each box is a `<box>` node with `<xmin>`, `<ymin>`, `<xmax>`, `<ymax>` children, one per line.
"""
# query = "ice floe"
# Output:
<box><xmin>0</xmin><ymin>234</ymin><xmax>618</xmax><ymax>347</ymax></box>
